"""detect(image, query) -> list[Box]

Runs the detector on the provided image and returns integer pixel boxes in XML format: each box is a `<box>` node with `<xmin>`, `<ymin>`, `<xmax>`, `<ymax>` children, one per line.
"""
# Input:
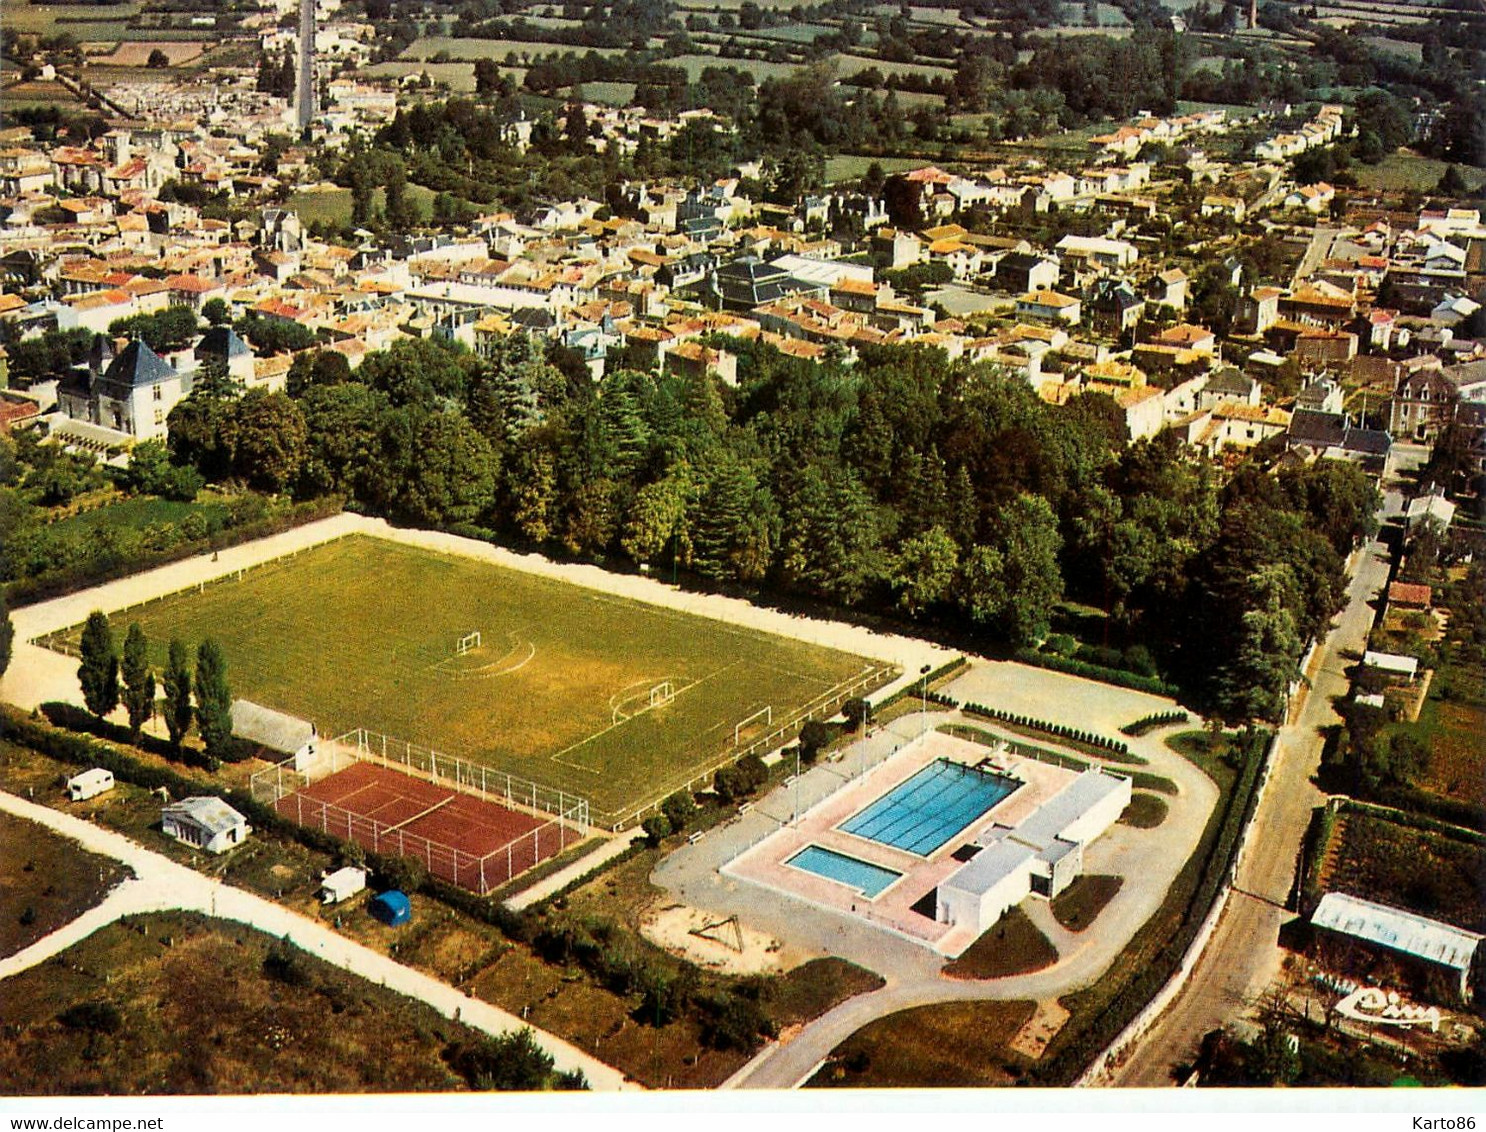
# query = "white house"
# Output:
<box><xmin>161</xmin><ymin>796</ymin><xmax>250</xmax><ymax>854</ymax></box>
<box><xmin>57</xmin><ymin>338</ymin><xmax>191</xmax><ymax>442</ymax></box>
<box><xmin>67</xmin><ymin>768</ymin><xmax>115</xmax><ymax>801</ymax></box>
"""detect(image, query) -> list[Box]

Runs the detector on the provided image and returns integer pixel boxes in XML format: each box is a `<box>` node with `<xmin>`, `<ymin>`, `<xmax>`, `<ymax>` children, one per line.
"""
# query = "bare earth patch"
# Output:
<box><xmin>0</xmin><ymin>811</ymin><xmax>130</xmax><ymax>957</ymax></box>
<box><xmin>1007</xmin><ymin>998</ymin><xmax>1070</xmax><ymax>1060</ymax></box>
<box><xmin>640</xmin><ymin>902</ymin><xmax>805</xmax><ymax>975</ymax></box>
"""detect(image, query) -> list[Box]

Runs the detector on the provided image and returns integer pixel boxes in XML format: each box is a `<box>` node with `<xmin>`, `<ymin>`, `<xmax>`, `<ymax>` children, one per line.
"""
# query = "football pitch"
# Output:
<box><xmin>79</xmin><ymin>535</ymin><xmax>886</xmax><ymax>818</ymax></box>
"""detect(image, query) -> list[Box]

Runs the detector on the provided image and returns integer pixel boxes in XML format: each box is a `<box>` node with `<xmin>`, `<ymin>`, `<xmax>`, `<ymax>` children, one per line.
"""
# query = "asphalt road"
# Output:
<box><xmin>1108</xmin><ymin>495</ymin><xmax>1399</xmax><ymax>1086</ymax></box>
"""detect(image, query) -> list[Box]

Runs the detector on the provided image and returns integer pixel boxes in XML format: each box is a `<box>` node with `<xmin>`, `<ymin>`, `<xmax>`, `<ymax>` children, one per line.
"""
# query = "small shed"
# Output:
<box><xmin>161</xmin><ymin>796</ymin><xmax>250</xmax><ymax>854</ymax></box>
<box><xmin>230</xmin><ymin>699</ymin><xmax>317</xmax><ymax>771</ymax></box>
<box><xmin>67</xmin><ymin>767</ymin><xmax>115</xmax><ymax>801</ymax></box>
<box><xmin>370</xmin><ymin>890</ymin><xmax>411</xmax><ymax>926</ymax></box>
<box><xmin>320</xmin><ymin>866</ymin><xmax>368</xmax><ymax>905</ymax></box>
<box><xmin>1312</xmin><ymin>891</ymin><xmax>1482</xmax><ymax>1003</ymax></box>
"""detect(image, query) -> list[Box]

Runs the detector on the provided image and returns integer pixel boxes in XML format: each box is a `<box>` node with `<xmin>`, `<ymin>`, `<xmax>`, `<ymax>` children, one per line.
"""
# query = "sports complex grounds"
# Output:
<box><xmin>40</xmin><ymin>529</ymin><xmax>895</xmax><ymax>831</ymax></box>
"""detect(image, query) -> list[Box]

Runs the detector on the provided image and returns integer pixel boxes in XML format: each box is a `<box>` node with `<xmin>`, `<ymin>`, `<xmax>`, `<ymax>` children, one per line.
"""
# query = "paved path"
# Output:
<box><xmin>652</xmin><ymin>671</ymin><xmax>1217</xmax><ymax>1090</ymax></box>
<box><xmin>1293</xmin><ymin>224</ymin><xmax>1339</xmax><ymax>286</ymax></box>
<box><xmin>1108</xmin><ymin>498</ymin><xmax>1398</xmax><ymax>1085</ymax></box>
<box><xmin>504</xmin><ymin>830</ymin><xmax>645</xmax><ymax>912</ymax></box>
<box><xmin>3</xmin><ymin>513</ymin><xmax>956</xmax><ymax>716</ymax></box>
<box><xmin>0</xmin><ymin>789</ymin><xmax>635</xmax><ymax>1091</ymax></box>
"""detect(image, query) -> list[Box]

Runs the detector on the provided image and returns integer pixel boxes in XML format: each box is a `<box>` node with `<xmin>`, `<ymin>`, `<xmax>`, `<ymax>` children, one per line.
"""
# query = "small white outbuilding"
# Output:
<box><xmin>67</xmin><ymin>768</ymin><xmax>115</xmax><ymax>801</ymax></box>
<box><xmin>320</xmin><ymin>866</ymin><xmax>368</xmax><ymax>905</ymax></box>
<box><xmin>161</xmin><ymin>796</ymin><xmax>250</xmax><ymax>854</ymax></box>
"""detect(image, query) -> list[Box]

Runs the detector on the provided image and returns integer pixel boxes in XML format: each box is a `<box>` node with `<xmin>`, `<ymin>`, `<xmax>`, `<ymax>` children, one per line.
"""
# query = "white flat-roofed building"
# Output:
<box><xmin>1363</xmin><ymin>650</ymin><xmax>1419</xmax><ymax>681</ymax></box>
<box><xmin>936</xmin><ymin>768</ymin><xmax>1132</xmax><ymax>938</ymax></box>
<box><xmin>1312</xmin><ymin>891</ymin><xmax>1483</xmax><ymax>1003</ymax></box>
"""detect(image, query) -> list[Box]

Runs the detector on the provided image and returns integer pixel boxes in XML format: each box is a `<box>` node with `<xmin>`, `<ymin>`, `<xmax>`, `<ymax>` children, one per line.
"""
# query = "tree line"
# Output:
<box><xmin>154</xmin><ymin>329</ymin><xmax>1378</xmax><ymax>722</ymax></box>
<box><xmin>75</xmin><ymin>611</ymin><xmax>236</xmax><ymax>768</ymax></box>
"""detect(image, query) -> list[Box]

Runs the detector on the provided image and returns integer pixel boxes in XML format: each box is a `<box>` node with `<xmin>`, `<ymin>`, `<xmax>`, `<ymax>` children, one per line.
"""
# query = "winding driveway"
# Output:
<box><xmin>0</xmin><ymin>789</ymin><xmax>634</xmax><ymax>1091</ymax></box>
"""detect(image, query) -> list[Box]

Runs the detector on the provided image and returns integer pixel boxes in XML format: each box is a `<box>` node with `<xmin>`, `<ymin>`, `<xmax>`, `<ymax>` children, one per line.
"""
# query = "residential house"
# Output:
<box><xmin>161</xmin><ymin>796</ymin><xmax>250</xmax><ymax>854</ymax></box>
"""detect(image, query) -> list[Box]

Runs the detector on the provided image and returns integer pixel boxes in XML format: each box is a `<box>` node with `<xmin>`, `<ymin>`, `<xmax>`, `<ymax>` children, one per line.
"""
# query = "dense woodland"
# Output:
<box><xmin>152</xmin><ymin>330</ymin><xmax>1379</xmax><ymax>724</ymax></box>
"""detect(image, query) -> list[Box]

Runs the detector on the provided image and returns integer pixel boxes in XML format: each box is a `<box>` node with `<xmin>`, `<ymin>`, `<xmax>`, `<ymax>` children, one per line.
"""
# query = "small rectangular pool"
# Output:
<box><xmin>839</xmin><ymin>759</ymin><xmax>1019</xmax><ymax>856</ymax></box>
<box><xmin>786</xmin><ymin>844</ymin><xmax>902</xmax><ymax>898</ymax></box>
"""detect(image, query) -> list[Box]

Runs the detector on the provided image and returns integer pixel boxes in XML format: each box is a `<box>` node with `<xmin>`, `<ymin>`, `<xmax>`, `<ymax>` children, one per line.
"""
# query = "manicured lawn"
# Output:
<box><xmin>55</xmin><ymin>534</ymin><xmax>881</xmax><ymax>819</ymax></box>
<box><xmin>824</xmin><ymin>154</ymin><xmax>927</xmax><ymax>184</ymax></box>
<box><xmin>43</xmin><ymin>496</ymin><xmax>227</xmax><ymax>538</ymax></box>
<box><xmin>1051</xmin><ymin>874</ymin><xmax>1123</xmax><ymax>932</ymax></box>
<box><xmin>0</xmin><ymin>811</ymin><xmax>129</xmax><ymax>958</ymax></box>
<box><xmin>808</xmin><ymin>999</ymin><xmax>1037</xmax><ymax>1087</ymax></box>
<box><xmin>1119</xmin><ymin>792</ymin><xmax>1169</xmax><ymax>829</ymax></box>
<box><xmin>943</xmin><ymin>905</ymin><xmax>1058</xmax><ymax>980</ymax></box>
<box><xmin>0</xmin><ymin>912</ymin><xmax>482</xmax><ymax>1094</ymax></box>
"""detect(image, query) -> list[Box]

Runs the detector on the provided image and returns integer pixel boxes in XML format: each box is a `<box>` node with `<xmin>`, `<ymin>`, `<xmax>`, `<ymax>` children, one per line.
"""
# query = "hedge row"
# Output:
<box><xmin>1033</xmin><ymin>729</ymin><xmax>1272</xmax><ymax>1083</ymax></box>
<box><xmin>874</xmin><ymin>656</ymin><xmax>968</xmax><ymax>709</ymax></box>
<box><xmin>1120</xmin><ymin>710</ymin><xmax>1190</xmax><ymax>737</ymax></box>
<box><xmin>1012</xmin><ymin>648</ymin><xmax>1181</xmax><ymax>698</ymax></box>
<box><xmin>959</xmin><ymin>701</ymin><xmax>1131</xmax><ymax>759</ymax></box>
<box><xmin>4</xmin><ymin>496</ymin><xmax>344</xmax><ymax>608</ymax></box>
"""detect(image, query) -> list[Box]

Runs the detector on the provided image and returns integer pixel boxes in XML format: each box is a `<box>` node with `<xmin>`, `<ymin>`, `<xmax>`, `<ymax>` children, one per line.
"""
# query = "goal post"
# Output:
<box><xmin>648</xmin><ymin>681</ymin><xmax>674</xmax><ymax>708</ymax></box>
<box><xmin>455</xmin><ymin>631</ymin><xmax>482</xmax><ymax>657</ymax></box>
<box><xmin>735</xmin><ymin>705</ymin><xmax>772</xmax><ymax>746</ymax></box>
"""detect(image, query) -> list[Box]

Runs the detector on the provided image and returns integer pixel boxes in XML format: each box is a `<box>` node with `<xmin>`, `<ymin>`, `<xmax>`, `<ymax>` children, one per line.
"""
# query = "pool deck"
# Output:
<box><xmin>721</xmin><ymin>732</ymin><xmax>1078</xmax><ymax>956</ymax></box>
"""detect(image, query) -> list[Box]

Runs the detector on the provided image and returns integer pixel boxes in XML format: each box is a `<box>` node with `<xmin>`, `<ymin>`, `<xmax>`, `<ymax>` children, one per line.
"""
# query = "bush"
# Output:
<box><xmin>641</xmin><ymin>813</ymin><xmax>671</xmax><ymax>846</ymax></box>
<box><xmin>842</xmin><ymin>696</ymin><xmax>873</xmax><ymax>730</ymax></box>
<box><xmin>660</xmin><ymin>790</ymin><xmax>696</xmax><ymax>832</ymax></box>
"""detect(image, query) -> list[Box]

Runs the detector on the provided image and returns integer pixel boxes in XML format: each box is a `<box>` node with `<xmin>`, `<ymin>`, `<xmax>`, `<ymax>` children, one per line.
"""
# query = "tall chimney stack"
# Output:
<box><xmin>296</xmin><ymin>0</ymin><xmax>315</xmax><ymax>130</ymax></box>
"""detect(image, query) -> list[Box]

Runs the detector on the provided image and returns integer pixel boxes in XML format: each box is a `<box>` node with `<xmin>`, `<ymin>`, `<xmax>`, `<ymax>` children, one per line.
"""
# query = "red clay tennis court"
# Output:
<box><xmin>276</xmin><ymin>761</ymin><xmax>579</xmax><ymax>893</ymax></box>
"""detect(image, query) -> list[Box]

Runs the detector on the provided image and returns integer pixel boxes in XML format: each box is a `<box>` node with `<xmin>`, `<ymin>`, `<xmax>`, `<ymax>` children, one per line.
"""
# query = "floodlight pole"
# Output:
<box><xmin>792</xmin><ymin>743</ymin><xmax>800</xmax><ymax>828</ymax></box>
<box><xmin>920</xmin><ymin>663</ymin><xmax>931</xmax><ymax>735</ymax></box>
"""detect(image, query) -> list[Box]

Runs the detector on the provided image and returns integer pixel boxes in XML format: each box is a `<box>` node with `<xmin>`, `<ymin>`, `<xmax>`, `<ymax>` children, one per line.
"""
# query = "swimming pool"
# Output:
<box><xmin>839</xmin><ymin>759</ymin><xmax>1019</xmax><ymax>855</ymax></box>
<box><xmin>786</xmin><ymin>845</ymin><xmax>902</xmax><ymax>898</ymax></box>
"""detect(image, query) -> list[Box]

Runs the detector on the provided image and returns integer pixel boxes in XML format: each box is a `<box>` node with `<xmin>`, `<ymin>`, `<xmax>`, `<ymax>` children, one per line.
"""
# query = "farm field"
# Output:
<box><xmin>667</xmin><ymin>53</ymin><xmax>801</xmax><ymax>82</ymax></box>
<box><xmin>1350</xmin><ymin>150</ymin><xmax>1486</xmax><ymax>192</ymax></box>
<box><xmin>1323</xmin><ymin>806</ymin><xmax>1485</xmax><ymax>932</ymax></box>
<box><xmin>361</xmin><ymin>61</ymin><xmax>480</xmax><ymax>93</ymax></box>
<box><xmin>0</xmin><ymin>811</ymin><xmax>128</xmax><ymax>958</ymax></box>
<box><xmin>824</xmin><ymin>154</ymin><xmax>924</xmax><ymax>183</ymax></box>
<box><xmin>60</xmin><ymin>535</ymin><xmax>882</xmax><ymax>818</ymax></box>
<box><xmin>399</xmin><ymin>36</ymin><xmax>625</xmax><ymax>62</ymax></box>
<box><xmin>286</xmin><ymin>184</ymin><xmax>440</xmax><ymax>228</ymax></box>
<box><xmin>0</xmin><ymin>912</ymin><xmax>487</xmax><ymax>1094</ymax></box>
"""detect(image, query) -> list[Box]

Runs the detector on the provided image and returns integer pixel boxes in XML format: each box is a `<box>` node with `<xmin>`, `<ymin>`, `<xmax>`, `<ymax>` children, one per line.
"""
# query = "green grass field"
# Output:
<box><xmin>75</xmin><ymin>535</ymin><xmax>882</xmax><ymax>818</ymax></box>
<box><xmin>43</xmin><ymin>496</ymin><xmax>227</xmax><ymax>538</ymax></box>
<box><xmin>1351</xmin><ymin>150</ymin><xmax>1485</xmax><ymax>193</ymax></box>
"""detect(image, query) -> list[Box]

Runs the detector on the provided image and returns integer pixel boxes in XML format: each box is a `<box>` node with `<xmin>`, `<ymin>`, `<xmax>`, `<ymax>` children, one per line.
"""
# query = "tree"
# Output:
<box><xmin>201</xmin><ymin>298</ymin><xmax>230</xmax><ymax>326</ymax></box>
<box><xmin>77</xmin><ymin>611</ymin><xmax>119</xmax><ymax>720</ymax></box>
<box><xmin>0</xmin><ymin>590</ymin><xmax>12</xmax><ymax>679</ymax></box>
<box><xmin>194</xmin><ymin>639</ymin><xmax>233</xmax><ymax>763</ymax></box>
<box><xmin>120</xmin><ymin>623</ymin><xmax>155</xmax><ymax>743</ymax></box>
<box><xmin>232</xmin><ymin>390</ymin><xmax>308</xmax><ymax>493</ymax></box>
<box><xmin>986</xmin><ymin>494</ymin><xmax>1065</xmax><ymax>645</ymax></box>
<box><xmin>146</xmin><ymin>48</ymin><xmax>170</xmax><ymax>69</ymax></box>
<box><xmin>641</xmin><ymin>813</ymin><xmax>671</xmax><ymax>846</ymax></box>
<box><xmin>891</xmin><ymin>524</ymin><xmax>959</xmax><ymax>616</ymax></box>
<box><xmin>660</xmin><ymin>791</ymin><xmax>696</xmax><ymax>832</ymax></box>
<box><xmin>798</xmin><ymin>719</ymin><xmax>834</xmax><ymax>764</ymax></box>
<box><xmin>163</xmin><ymin>638</ymin><xmax>193</xmax><ymax>752</ymax></box>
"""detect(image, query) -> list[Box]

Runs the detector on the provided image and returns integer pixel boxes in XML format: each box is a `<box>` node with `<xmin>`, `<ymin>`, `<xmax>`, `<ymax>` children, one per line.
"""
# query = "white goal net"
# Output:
<box><xmin>455</xmin><ymin>631</ymin><xmax>482</xmax><ymax>657</ymax></box>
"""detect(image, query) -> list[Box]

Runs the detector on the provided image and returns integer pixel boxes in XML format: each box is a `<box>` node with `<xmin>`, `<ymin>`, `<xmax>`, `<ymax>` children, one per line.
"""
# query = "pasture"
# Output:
<box><xmin>65</xmin><ymin>535</ymin><xmax>881</xmax><ymax>819</ymax></box>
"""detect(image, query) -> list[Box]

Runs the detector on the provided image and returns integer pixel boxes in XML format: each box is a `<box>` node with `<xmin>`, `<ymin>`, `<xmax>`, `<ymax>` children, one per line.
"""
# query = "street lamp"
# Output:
<box><xmin>920</xmin><ymin>663</ymin><xmax>931</xmax><ymax>734</ymax></box>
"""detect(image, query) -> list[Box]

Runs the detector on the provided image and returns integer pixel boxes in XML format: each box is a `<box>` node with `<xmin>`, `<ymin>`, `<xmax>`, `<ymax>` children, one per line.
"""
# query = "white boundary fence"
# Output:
<box><xmin>600</xmin><ymin>662</ymin><xmax>899</xmax><ymax>833</ymax></box>
<box><xmin>250</xmin><ymin>731</ymin><xmax>591</xmax><ymax>896</ymax></box>
<box><xmin>336</xmin><ymin>727</ymin><xmax>590</xmax><ymax>834</ymax></box>
<box><xmin>31</xmin><ymin>532</ymin><xmax>353</xmax><ymax>656</ymax></box>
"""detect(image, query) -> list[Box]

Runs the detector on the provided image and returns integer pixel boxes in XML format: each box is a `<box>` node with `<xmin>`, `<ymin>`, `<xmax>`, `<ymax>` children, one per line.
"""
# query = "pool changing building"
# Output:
<box><xmin>937</xmin><ymin>768</ymin><xmax>1131</xmax><ymax>935</ymax></box>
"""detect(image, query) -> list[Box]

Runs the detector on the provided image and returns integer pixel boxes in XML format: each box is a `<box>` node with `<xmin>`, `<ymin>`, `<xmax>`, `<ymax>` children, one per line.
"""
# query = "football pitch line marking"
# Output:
<box><xmin>547</xmin><ymin>661</ymin><xmax>743</xmax><ymax>774</ymax></box>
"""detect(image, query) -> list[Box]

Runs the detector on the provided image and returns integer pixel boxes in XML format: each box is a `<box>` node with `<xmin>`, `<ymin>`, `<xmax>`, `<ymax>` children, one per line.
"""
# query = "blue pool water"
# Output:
<box><xmin>786</xmin><ymin>845</ymin><xmax>902</xmax><ymax>897</ymax></box>
<box><xmin>839</xmin><ymin>759</ymin><xmax>1019</xmax><ymax>855</ymax></box>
